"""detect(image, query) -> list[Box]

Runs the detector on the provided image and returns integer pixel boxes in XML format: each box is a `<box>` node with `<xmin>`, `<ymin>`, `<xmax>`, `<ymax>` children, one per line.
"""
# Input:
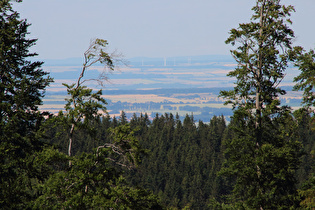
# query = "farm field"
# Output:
<box><xmin>41</xmin><ymin>88</ymin><xmax>302</xmax><ymax>123</ymax></box>
<box><xmin>40</xmin><ymin>55</ymin><xmax>303</xmax><ymax>122</ymax></box>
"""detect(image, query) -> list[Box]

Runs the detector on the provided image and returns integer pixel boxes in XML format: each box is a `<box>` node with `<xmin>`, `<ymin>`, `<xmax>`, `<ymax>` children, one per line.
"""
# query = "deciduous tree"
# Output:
<box><xmin>293</xmin><ymin>48</ymin><xmax>315</xmax><ymax>107</ymax></box>
<box><xmin>293</xmin><ymin>48</ymin><xmax>315</xmax><ymax>210</ymax></box>
<box><xmin>57</xmin><ymin>38</ymin><xmax>115</xmax><ymax>163</ymax></box>
<box><xmin>219</xmin><ymin>0</ymin><xmax>302</xmax><ymax>208</ymax></box>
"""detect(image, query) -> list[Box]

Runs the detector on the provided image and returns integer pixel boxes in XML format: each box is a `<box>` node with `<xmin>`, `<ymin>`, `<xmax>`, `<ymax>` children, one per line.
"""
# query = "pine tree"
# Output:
<box><xmin>0</xmin><ymin>0</ymin><xmax>52</xmax><ymax>208</ymax></box>
<box><xmin>219</xmin><ymin>0</ymin><xmax>302</xmax><ymax>208</ymax></box>
<box><xmin>119</xmin><ymin>110</ymin><xmax>128</xmax><ymax>125</ymax></box>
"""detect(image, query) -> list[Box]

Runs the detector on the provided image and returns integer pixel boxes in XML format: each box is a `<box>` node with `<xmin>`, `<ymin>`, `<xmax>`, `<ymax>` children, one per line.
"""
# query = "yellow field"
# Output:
<box><xmin>102</xmin><ymin>94</ymin><xmax>180</xmax><ymax>103</ymax></box>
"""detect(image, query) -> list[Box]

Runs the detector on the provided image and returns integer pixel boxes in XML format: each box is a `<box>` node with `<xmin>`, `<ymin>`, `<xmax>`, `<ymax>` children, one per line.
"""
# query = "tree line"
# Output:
<box><xmin>39</xmin><ymin>110</ymin><xmax>314</xmax><ymax>209</ymax></box>
<box><xmin>1</xmin><ymin>0</ymin><xmax>314</xmax><ymax>209</ymax></box>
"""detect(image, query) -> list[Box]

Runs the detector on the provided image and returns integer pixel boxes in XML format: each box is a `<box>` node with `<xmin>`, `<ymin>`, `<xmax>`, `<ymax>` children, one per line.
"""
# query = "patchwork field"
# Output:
<box><xmin>40</xmin><ymin>55</ymin><xmax>303</xmax><ymax>122</ymax></box>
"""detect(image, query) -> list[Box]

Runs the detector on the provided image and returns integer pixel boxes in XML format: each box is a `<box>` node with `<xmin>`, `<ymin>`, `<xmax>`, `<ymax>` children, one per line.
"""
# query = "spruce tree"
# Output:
<box><xmin>219</xmin><ymin>0</ymin><xmax>302</xmax><ymax>208</ymax></box>
<box><xmin>0</xmin><ymin>0</ymin><xmax>52</xmax><ymax>208</ymax></box>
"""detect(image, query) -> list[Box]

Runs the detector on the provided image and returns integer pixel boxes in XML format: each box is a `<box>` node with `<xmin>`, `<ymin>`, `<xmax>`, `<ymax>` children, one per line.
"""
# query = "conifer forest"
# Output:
<box><xmin>0</xmin><ymin>0</ymin><xmax>314</xmax><ymax>209</ymax></box>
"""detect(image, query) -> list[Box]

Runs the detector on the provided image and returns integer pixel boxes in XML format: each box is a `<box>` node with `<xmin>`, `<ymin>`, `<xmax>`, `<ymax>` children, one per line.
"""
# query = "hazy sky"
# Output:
<box><xmin>14</xmin><ymin>0</ymin><xmax>315</xmax><ymax>60</ymax></box>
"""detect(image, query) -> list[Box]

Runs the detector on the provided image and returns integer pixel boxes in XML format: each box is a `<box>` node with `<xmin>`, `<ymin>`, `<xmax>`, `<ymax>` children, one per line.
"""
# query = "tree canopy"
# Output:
<box><xmin>219</xmin><ymin>0</ymin><xmax>303</xmax><ymax>208</ymax></box>
<box><xmin>0</xmin><ymin>0</ymin><xmax>53</xmax><ymax>208</ymax></box>
<box><xmin>1</xmin><ymin>0</ymin><xmax>314</xmax><ymax>209</ymax></box>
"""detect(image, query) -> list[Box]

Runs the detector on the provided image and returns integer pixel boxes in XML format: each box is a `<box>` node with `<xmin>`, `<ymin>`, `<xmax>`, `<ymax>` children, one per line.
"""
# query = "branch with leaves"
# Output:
<box><xmin>96</xmin><ymin>124</ymin><xmax>148</xmax><ymax>170</ymax></box>
<box><xmin>293</xmin><ymin>48</ymin><xmax>315</xmax><ymax>108</ymax></box>
<box><xmin>219</xmin><ymin>1</ymin><xmax>302</xmax><ymax>209</ymax></box>
<box><xmin>60</xmin><ymin>38</ymin><xmax>118</xmax><ymax>163</ymax></box>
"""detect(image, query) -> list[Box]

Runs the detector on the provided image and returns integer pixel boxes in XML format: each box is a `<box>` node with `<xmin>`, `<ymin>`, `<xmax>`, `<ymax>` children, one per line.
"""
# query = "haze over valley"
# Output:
<box><xmin>41</xmin><ymin>55</ymin><xmax>303</xmax><ymax>122</ymax></box>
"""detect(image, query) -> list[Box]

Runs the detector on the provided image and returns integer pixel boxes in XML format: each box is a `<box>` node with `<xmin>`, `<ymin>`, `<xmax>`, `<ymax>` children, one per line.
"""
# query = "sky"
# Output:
<box><xmin>14</xmin><ymin>0</ymin><xmax>315</xmax><ymax>60</ymax></box>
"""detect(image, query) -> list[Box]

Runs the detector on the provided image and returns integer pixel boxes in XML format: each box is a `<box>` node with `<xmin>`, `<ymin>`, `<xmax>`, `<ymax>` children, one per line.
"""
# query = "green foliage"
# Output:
<box><xmin>2</xmin><ymin>0</ymin><xmax>314</xmax><ymax>208</ymax></box>
<box><xmin>293</xmin><ymin>49</ymin><xmax>315</xmax><ymax>107</ymax></box>
<box><xmin>119</xmin><ymin>110</ymin><xmax>128</xmax><ymax>125</ymax></box>
<box><xmin>293</xmin><ymin>109</ymin><xmax>315</xmax><ymax>209</ymax></box>
<box><xmin>124</xmin><ymin>114</ymin><xmax>227</xmax><ymax>209</ymax></box>
<box><xmin>84</xmin><ymin>38</ymin><xmax>114</xmax><ymax>71</ymax></box>
<box><xmin>33</xmin><ymin>149</ymin><xmax>162</xmax><ymax>209</ymax></box>
<box><xmin>219</xmin><ymin>0</ymin><xmax>302</xmax><ymax>208</ymax></box>
<box><xmin>39</xmin><ymin>111</ymin><xmax>315</xmax><ymax>209</ymax></box>
<box><xmin>62</xmin><ymin>83</ymin><xmax>107</xmax><ymax>156</ymax></box>
<box><xmin>291</xmin><ymin>23</ymin><xmax>315</xmax><ymax>210</ymax></box>
<box><xmin>30</xmin><ymin>34</ymin><xmax>163</xmax><ymax>208</ymax></box>
<box><xmin>63</xmin><ymin>83</ymin><xmax>107</xmax><ymax>123</ymax></box>
<box><xmin>298</xmin><ymin>172</ymin><xmax>315</xmax><ymax>209</ymax></box>
<box><xmin>0</xmin><ymin>0</ymin><xmax>52</xmax><ymax>208</ymax></box>
<box><xmin>293</xmin><ymin>109</ymin><xmax>315</xmax><ymax>186</ymax></box>
<box><xmin>105</xmin><ymin>124</ymin><xmax>148</xmax><ymax>168</ymax></box>
<box><xmin>221</xmin><ymin>0</ymin><xmax>295</xmax><ymax>110</ymax></box>
<box><xmin>58</xmin><ymin>38</ymin><xmax>115</xmax><ymax>159</ymax></box>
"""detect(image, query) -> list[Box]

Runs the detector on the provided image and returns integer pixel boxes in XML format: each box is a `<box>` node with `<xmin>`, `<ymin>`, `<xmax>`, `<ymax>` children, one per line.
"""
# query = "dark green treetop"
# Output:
<box><xmin>219</xmin><ymin>0</ymin><xmax>302</xmax><ymax>209</ymax></box>
<box><xmin>0</xmin><ymin>0</ymin><xmax>52</xmax><ymax>208</ymax></box>
<box><xmin>221</xmin><ymin>0</ymin><xmax>295</xmax><ymax>113</ymax></box>
<box><xmin>34</xmin><ymin>123</ymin><xmax>162</xmax><ymax>209</ymax></box>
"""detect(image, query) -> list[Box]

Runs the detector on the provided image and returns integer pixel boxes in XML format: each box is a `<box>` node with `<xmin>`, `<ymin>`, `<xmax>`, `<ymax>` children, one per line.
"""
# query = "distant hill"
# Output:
<box><xmin>129</xmin><ymin>55</ymin><xmax>235</xmax><ymax>66</ymax></box>
<box><xmin>43</xmin><ymin>57</ymin><xmax>84</xmax><ymax>66</ymax></box>
<box><xmin>40</xmin><ymin>54</ymin><xmax>302</xmax><ymax>122</ymax></box>
<box><xmin>42</xmin><ymin>55</ymin><xmax>235</xmax><ymax>67</ymax></box>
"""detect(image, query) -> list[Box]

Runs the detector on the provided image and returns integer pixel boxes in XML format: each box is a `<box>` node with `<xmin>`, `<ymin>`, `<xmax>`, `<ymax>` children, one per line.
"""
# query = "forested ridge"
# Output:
<box><xmin>1</xmin><ymin>0</ymin><xmax>315</xmax><ymax>209</ymax></box>
<box><xmin>41</xmin><ymin>111</ymin><xmax>314</xmax><ymax>209</ymax></box>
